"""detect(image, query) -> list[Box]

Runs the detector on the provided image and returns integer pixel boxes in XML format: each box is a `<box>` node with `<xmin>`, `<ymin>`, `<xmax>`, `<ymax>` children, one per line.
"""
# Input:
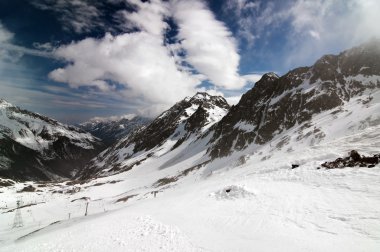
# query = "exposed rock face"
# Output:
<box><xmin>79</xmin><ymin>92</ymin><xmax>230</xmax><ymax>179</ymax></box>
<box><xmin>321</xmin><ymin>150</ymin><xmax>379</xmax><ymax>169</ymax></box>
<box><xmin>0</xmin><ymin>100</ymin><xmax>103</xmax><ymax>181</ymax></box>
<box><xmin>79</xmin><ymin>116</ymin><xmax>151</xmax><ymax>146</ymax></box>
<box><xmin>208</xmin><ymin>39</ymin><xmax>380</xmax><ymax>159</ymax></box>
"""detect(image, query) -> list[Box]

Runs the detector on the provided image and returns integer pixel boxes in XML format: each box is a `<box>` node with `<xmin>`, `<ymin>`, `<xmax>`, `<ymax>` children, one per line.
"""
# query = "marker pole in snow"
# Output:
<box><xmin>85</xmin><ymin>200</ymin><xmax>89</xmax><ymax>216</ymax></box>
<box><xmin>13</xmin><ymin>197</ymin><xmax>24</xmax><ymax>228</ymax></box>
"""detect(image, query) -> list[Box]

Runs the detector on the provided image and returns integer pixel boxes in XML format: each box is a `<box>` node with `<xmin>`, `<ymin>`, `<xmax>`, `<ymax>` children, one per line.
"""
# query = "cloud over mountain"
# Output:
<box><xmin>48</xmin><ymin>0</ymin><xmax>244</xmax><ymax>117</ymax></box>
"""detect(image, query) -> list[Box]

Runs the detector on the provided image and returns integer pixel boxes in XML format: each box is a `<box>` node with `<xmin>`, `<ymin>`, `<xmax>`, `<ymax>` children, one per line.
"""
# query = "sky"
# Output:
<box><xmin>0</xmin><ymin>0</ymin><xmax>380</xmax><ymax>123</ymax></box>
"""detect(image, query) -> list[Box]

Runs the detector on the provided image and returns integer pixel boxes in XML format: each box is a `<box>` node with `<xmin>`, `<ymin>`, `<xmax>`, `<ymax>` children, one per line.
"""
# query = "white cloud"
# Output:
<box><xmin>284</xmin><ymin>0</ymin><xmax>380</xmax><ymax>67</ymax></box>
<box><xmin>171</xmin><ymin>0</ymin><xmax>244</xmax><ymax>89</ymax></box>
<box><xmin>49</xmin><ymin>31</ymin><xmax>200</xmax><ymax>108</ymax></box>
<box><xmin>87</xmin><ymin>114</ymin><xmax>137</xmax><ymax>123</ymax></box>
<box><xmin>225</xmin><ymin>96</ymin><xmax>242</xmax><ymax>106</ymax></box>
<box><xmin>241</xmin><ymin>73</ymin><xmax>262</xmax><ymax>84</ymax></box>
<box><xmin>226</xmin><ymin>0</ymin><xmax>380</xmax><ymax>69</ymax></box>
<box><xmin>48</xmin><ymin>0</ymin><xmax>247</xmax><ymax>117</ymax></box>
<box><xmin>120</xmin><ymin>0</ymin><xmax>170</xmax><ymax>37</ymax></box>
<box><xmin>308</xmin><ymin>30</ymin><xmax>320</xmax><ymax>40</ymax></box>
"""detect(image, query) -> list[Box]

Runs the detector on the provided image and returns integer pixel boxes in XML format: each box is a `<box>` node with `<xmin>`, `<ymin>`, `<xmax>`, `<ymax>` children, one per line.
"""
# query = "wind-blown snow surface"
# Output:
<box><xmin>1</xmin><ymin>91</ymin><xmax>380</xmax><ymax>251</ymax></box>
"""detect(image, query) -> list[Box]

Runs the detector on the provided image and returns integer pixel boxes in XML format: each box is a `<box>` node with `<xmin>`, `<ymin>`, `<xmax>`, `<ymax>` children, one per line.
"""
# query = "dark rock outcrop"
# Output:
<box><xmin>321</xmin><ymin>150</ymin><xmax>379</xmax><ymax>169</ymax></box>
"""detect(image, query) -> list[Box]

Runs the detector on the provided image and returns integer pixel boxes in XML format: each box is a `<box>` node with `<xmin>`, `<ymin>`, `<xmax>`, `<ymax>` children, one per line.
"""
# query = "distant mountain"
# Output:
<box><xmin>0</xmin><ymin>100</ymin><xmax>103</xmax><ymax>181</ymax></box>
<box><xmin>79</xmin><ymin>115</ymin><xmax>151</xmax><ymax>146</ymax></box>
<box><xmin>78</xmin><ymin>92</ymin><xmax>230</xmax><ymax>179</ymax></box>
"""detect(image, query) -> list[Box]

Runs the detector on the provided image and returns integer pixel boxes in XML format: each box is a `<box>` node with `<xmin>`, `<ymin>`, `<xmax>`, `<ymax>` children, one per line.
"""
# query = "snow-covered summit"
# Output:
<box><xmin>0</xmin><ymin>98</ymin><xmax>13</xmax><ymax>108</ymax></box>
<box><xmin>79</xmin><ymin>92</ymin><xmax>230</xmax><ymax>179</ymax></box>
<box><xmin>260</xmin><ymin>72</ymin><xmax>279</xmax><ymax>81</ymax></box>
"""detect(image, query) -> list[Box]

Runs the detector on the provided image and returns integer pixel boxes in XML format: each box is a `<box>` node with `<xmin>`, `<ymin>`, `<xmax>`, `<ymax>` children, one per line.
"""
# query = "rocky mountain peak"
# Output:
<box><xmin>208</xmin><ymin>40</ymin><xmax>380</xmax><ymax>159</ymax></box>
<box><xmin>130</xmin><ymin>92</ymin><xmax>229</xmax><ymax>153</ymax></box>
<box><xmin>188</xmin><ymin>92</ymin><xmax>230</xmax><ymax>110</ymax></box>
<box><xmin>0</xmin><ymin>99</ymin><xmax>15</xmax><ymax>109</ymax></box>
<box><xmin>80</xmin><ymin>92</ymin><xmax>230</xmax><ymax>178</ymax></box>
<box><xmin>262</xmin><ymin>72</ymin><xmax>279</xmax><ymax>81</ymax></box>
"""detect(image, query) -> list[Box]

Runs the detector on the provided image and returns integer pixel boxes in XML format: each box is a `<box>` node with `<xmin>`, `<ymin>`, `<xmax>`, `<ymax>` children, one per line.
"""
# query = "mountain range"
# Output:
<box><xmin>0</xmin><ymin>39</ymin><xmax>379</xmax><ymax>182</ymax></box>
<box><xmin>0</xmin><ymin>100</ymin><xmax>103</xmax><ymax>180</ymax></box>
<box><xmin>79</xmin><ymin>115</ymin><xmax>151</xmax><ymax>146</ymax></box>
<box><xmin>79</xmin><ymin>39</ymin><xmax>380</xmax><ymax>180</ymax></box>
<box><xmin>1</xmin><ymin>39</ymin><xmax>380</xmax><ymax>252</ymax></box>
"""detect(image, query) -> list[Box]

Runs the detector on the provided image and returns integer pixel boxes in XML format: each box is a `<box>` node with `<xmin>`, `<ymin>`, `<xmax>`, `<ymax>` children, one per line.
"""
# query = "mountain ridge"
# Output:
<box><xmin>79</xmin><ymin>92</ymin><xmax>230</xmax><ymax>179</ymax></box>
<box><xmin>208</xmin><ymin>39</ymin><xmax>380</xmax><ymax>158</ymax></box>
<box><xmin>0</xmin><ymin>100</ymin><xmax>104</xmax><ymax>181</ymax></box>
<box><xmin>79</xmin><ymin>115</ymin><xmax>151</xmax><ymax>146</ymax></box>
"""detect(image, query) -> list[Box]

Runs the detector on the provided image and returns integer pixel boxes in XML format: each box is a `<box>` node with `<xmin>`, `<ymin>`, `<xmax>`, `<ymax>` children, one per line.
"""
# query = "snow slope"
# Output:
<box><xmin>0</xmin><ymin>122</ymin><xmax>379</xmax><ymax>251</ymax></box>
<box><xmin>1</xmin><ymin>88</ymin><xmax>380</xmax><ymax>251</ymax></box>
<box><xmin>1</xmin><ymin>41</ymin><xmax>380</xmax><ymax>251</ymax></box>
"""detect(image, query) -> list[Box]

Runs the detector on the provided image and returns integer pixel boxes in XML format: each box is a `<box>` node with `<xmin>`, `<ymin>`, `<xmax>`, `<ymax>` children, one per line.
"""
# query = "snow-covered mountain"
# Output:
<box><xmin>79</xmin><ymin>116</ymin><xmax>151</xmax><ymax>146</ymax></box>
<box><xmin>79</xmin><ymin>92</ymin><xmax>230</xmax><ymax>179</ymax></box>
<box><xmin>0</xmin><ymin>100</ymin><xmax>103</xmax><ymax>181</ymax></box>
<box><xmin>208</xmin><ymin>39</ymin><xmax>380</xmax><ymax>159</ymax></box>
<box><xmin>82</xmin><ymin>39</ymin><xmax>380</xmax><ymax>180</ymax></box>
<box><xmin>1</xmin><ymin>41</ymin><xmax>380</xmax><ymax>252</ymax></box>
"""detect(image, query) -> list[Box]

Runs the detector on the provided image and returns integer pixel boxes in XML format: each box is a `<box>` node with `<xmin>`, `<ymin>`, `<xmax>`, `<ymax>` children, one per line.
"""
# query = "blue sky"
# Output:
<box><xmin>0</xmin><ymin>0</ymin><xmax>379</xmax><ymax>123</ymax></box>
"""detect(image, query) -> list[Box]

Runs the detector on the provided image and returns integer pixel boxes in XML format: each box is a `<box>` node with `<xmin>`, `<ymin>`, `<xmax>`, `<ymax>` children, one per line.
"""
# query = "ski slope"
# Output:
<box><xmin>1</xmin><ymin>121</ymin><xmax>379</xmax><ymax>251</ymax></box>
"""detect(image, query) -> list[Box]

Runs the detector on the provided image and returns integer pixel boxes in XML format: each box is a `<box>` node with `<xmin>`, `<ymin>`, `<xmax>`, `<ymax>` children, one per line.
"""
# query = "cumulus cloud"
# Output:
<box><xmin>171</xmin><ymin>0</ymin><xmax>244</xmax><ymax>89</ymax></box>
<box><xmin>49</xmin><ymin>31</ymin><xmax>200</xmax><ymax>107</ymax></box>
<box><xmin>48</xmin><ymin>0</ymin><xmax>245</xmax><ymax>117</ymax></box>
